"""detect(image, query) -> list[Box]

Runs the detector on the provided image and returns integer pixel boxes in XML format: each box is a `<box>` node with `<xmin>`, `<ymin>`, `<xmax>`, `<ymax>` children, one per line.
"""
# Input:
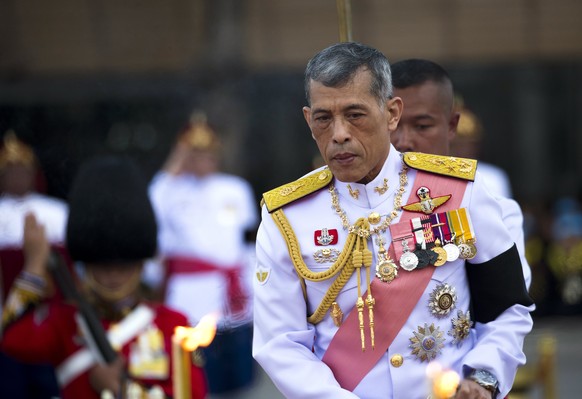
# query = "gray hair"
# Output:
<box><xmin>304</xmin><ymin>42</ymin><xmax>393</xmax><ymax>106</ymax></box>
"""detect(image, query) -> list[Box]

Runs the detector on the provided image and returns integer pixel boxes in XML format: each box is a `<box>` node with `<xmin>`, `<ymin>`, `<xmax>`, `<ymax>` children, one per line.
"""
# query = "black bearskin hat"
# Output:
<box><xmin>66</xmin><ymin>156</ymin><xmax>157</xmax><ymax>263</ymax></box>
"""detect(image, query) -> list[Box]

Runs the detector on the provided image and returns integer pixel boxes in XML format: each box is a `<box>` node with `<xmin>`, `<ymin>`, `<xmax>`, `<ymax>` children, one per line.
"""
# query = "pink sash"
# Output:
<box><xmin>322</xmin><ymin>171</ymin><xmax>469</xmax><ymax>391</ymax></box>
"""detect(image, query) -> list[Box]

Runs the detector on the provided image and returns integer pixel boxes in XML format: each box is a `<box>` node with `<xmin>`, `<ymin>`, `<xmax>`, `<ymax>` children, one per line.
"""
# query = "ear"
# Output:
<box><xmin>303</xmin><ymin>106</ymin><xmax>315</xmax><ymax>139</ymax></box>
<box><xmin>449</xmin><ymin>111</ymin><xmax>460</xmax><ymax>142</ymax></box>
<box><xmin>386</xmin><ymin>97</ymin><xmax>403</xmax><ymax>131</ymax></box>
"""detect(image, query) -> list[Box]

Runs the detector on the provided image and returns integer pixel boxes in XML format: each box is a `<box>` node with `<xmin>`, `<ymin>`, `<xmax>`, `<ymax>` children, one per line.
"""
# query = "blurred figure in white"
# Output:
<box><xmin>451</xmin><ymin>96</ymin><xmax>513</xmax><ymax>199</ymax></box>
<box><xmin>0</xmin><ymin>130</ymin><xmax>66</xmax><ymax>398</ymax></box>
<box><xmin>148</xmin><ymin>112</ymin><xmax>258</xmax><ymax>394</ymax></box>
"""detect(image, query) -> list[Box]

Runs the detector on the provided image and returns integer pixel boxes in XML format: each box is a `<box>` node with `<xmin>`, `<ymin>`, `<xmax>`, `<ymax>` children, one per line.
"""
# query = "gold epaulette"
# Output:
<box><xmin>403</xmin><ymin>152</ymin><xmax>477</xmax><ymax>181</ymax></box>
<box><xmin>262</xmin><ymin>168</ymin><xmax>333</xmax><ymax>213</ymax></box>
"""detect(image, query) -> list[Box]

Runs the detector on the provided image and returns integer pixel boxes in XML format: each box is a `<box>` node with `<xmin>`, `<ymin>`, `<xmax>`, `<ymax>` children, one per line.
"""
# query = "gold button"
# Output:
<box><xmin>390</xmin><ymin>354</ymin><xmax>403</xmax><ymax>367</ymax></box>
<box><xmin>368</xmin><ymin>212</ymin><xmax>381</xmax><ymax>225</ymax></box>
<box><xmin>318</xmin><ymin>170</ymin><xmax>328</xmax><ymax>180</ymax></box>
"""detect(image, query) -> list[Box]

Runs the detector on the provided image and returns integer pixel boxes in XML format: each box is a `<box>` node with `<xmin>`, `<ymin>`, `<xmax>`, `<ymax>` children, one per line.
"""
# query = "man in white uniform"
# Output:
<box><xmin>390</xmin><ymin>58</ymin><xmax>531</xmax><ymax>290</ymax></box>
<box><xmin>149</xmin><ymin>113</ymin><xmax>258</xmax><ymax>393</ymax></box>
<box><xmin>0</xmin><ymin>131</ymin><xmax>67</xmax><ymax>398</ymax></box>
<box><xmin>253</xmin><ymin>43</ymin><xmax>534</xmax><ymax>399</ymax></box>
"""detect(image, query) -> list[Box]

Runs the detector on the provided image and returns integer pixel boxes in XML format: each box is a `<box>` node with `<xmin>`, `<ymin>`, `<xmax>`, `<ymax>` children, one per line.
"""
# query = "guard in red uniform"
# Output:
<box><xmin>1</xmin><ymin>156</ymin><xmax>208</xmax><ymax>398</ymax></box>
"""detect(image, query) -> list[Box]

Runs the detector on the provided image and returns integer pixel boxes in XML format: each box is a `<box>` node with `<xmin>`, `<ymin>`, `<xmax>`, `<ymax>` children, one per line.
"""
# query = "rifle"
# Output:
<box><xmin>47</xmin><ymin>250</ymin><xmax>118</xmax><ymax>364</ymax></box>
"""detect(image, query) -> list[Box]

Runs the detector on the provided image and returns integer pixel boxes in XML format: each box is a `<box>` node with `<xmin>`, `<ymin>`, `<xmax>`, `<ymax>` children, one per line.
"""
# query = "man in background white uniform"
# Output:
<box><xmin>0</xmin><ymin>131</ymin><xmax>67</xmax><ymax>399</ymax></box>
<box><xmin>149</xmin><ymin>113</ymin><xmax>258</xmax><ymax>393</ymax></box>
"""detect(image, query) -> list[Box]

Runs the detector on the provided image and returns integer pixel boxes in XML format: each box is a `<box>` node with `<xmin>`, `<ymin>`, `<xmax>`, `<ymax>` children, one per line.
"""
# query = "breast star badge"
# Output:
<box><xmin>409</xmin><ymin>323</ymin><xmax>445</xmax><ymax>362</ymax></box>
<box><xmin>402</xmin><ymin>186</ymin><xmax>451</xmax><ymax>215</ymax></box>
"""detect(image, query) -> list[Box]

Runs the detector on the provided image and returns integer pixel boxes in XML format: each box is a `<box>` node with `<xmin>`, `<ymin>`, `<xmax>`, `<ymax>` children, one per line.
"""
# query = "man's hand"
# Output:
<box><xmin>23</xmin><ymin>212</ymin><xmax>50</xmax><ymax>276</ymax></box>
<box><xmin>162</xmin><ymin>140</ymin><xmax>191</xmax><ymax>175</ymax></box>
<box><xmin>454</xmin><ymin>379</ymin><xmax>494</xmax><ymax>398</ymax></box>
<box><xmin>88</xmin><ymin>356</ymin><xmax>126</xmax><ymax>395</ymax></box>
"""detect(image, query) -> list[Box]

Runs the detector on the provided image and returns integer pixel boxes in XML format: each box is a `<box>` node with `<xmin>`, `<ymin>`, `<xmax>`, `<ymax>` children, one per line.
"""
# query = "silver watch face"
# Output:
<box><xmin>470</xmin><ymin>369</ymin><xmax>499</xmax><ymax>392</ymax></box>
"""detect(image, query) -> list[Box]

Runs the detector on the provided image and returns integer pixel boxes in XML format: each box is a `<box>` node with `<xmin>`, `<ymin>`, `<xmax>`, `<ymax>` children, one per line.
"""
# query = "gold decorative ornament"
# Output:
<box><xmin>432</xmin><ymin>239</ymin><xmax>448</xmax><ymax>267</ymax></box>
<box><xmin>255</xmin><ymin>266</ymin><xmax>270</xmax><ymax>285</ymax></box>
<box><xmin>326</xmin><ymin>161</ymin><xmax>408</xmax><ymax>350</ymax></box>
<box><xmin>390</xmin><ymin>354</ymin><xmax>404</xmax><ymax>368</ymax></box>
<box><xmin>331</xmin><ymin>301</ymin><xmax>344</xmax><ymax>327</ymax></box>
<box><xmin>375</xmin><ymin>236</ymin><xmax>398</xmax><ymax>283</ymax></box>
<box><xmin>180</xmin><ymin>112</ymin><xmax>221</xmax><ymax>152</ymax></box>
<box><xmin>374</xmin><ymin>178</ymin><xmax>389</xmax><ymax>195</ymax></box>
<box><xmin>347</xmin><ymin>184</ymin><xmax>360</xmax><ymax>200</ymax></box>
<box><xmin>368</xmin><ymin>212</ymin><xmax>381</xmax><ymax>225</ymax></box>
<box><xmin>402</xmin><ymin>186</ymin><xmax>451</xmax><ymax>215</ymax></box>
<box><xmin>313</xmin><ymin>248</ymin><xmax>341</xmax><ymax>263</ymax></box>
<box><xmin>280</xmin><ymin>183</ymin><xmax>305</xmax><ymax>197</ymax></box>
<box><xmin>0</xmin><ymin>130</ymin><xmax>37</xmax><ymax>170</ymax></box>
<box><xmin>403</xmin><ymin>152</ymin><xmax>477</xmax><ymax>181</ymax></box>
<box><xmin>263</xmin><ymin>168</ymin><xmax>333</xmax><ymax>212</ymax></box>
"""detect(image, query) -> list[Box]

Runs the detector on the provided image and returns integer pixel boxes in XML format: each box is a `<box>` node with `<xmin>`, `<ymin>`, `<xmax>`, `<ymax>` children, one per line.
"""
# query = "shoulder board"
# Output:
<box><xmin>262</xmin><ymin>168</ymin><xmax>333</xmax><ymax>213</ymax></box>
<box><xmin>403</xmin><ymin>152</ymin><xmax>477</xmax><ymax>181</ymax></box>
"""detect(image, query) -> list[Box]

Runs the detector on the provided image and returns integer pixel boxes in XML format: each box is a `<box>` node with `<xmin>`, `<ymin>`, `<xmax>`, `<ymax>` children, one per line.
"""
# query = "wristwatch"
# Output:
<box><xmin>468</xmin><ymin>369</ymin><xmax>499</xmax><ymax>398</ymax></box>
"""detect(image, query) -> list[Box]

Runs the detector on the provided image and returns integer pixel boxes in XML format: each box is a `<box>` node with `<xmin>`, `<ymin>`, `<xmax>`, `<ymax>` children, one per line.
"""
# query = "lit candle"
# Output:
<box><xmin>426</xmin><ymin>361</ymin><xmax>460</xmax><ymax>399</ymax></box>
<box><xmin>172</xmin><ymin>314</ymin><xmax>218</xmax><ymax>399</ymax></box>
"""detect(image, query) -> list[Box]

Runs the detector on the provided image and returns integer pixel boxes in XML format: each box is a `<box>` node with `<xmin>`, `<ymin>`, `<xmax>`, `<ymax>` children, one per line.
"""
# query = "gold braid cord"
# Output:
<box><xmin>271</xmin><ymin>209</ymin><xmax>371</xmax><ymax>326</ymax></box>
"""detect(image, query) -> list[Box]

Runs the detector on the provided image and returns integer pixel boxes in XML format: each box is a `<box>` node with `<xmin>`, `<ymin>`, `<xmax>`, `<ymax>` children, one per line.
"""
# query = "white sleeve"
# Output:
<box><xmin>461</xmin><ymin>172</ymin><xmax>535</xmax><ymax>398</ymax></box>
<box><xmin>252</xmin><ymin>206</ymin><xmax>359</xmax><ymax>399</ymax></box>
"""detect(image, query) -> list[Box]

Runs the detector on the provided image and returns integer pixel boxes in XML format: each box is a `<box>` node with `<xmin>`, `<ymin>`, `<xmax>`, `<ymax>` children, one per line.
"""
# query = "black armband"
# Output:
<box><xmin>466</xmin><ymin>244</ymin><xmax>534</xmax><ymax>323</ymax></box>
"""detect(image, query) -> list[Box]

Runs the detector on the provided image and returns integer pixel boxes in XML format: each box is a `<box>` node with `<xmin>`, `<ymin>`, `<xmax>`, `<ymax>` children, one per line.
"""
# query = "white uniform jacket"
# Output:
<box><xmin>253</xmin><ymin>147</ymin><xmax>534</xmax><ymax>399</ymax></box>
<box><xmin>149</xmin><ymin>171</ymin><xmax>258</xmax><ymax>325</ymax></box>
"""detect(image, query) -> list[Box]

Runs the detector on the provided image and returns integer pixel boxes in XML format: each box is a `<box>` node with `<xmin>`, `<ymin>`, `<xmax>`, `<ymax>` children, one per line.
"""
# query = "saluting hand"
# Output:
<box><xmin>23</xmin><ymin>212</ymin><xmax>50</xmax><ymax>277</ymax></box>
<box><xmin>163</xmin><ymin>140</ymin><xmax>192</xmax><ymax>175</ymax></box>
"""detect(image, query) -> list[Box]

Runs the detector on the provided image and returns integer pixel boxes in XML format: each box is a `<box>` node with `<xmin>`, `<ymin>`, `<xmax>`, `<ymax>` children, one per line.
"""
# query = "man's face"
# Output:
<box><xmin>303</xmin><ymin>69</ymin><xmax>402</xmax><ymax>184</ymax></box>
<box><xmin>183</xmin><ymin>149</ymin><xmax>219</xmax><ymax>178</ymax></box>
<box><xmin>392</xmin><ymin>81</ymin><xmax>458</xmax><ymax>156</ymax></box>
<box><xmin>0</xmin><ymin>163</ymin><xmax>35</xmax><ymax>196</ymax></box>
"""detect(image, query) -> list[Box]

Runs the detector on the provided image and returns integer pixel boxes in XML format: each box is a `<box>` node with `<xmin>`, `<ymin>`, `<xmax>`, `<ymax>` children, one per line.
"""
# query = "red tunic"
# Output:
<box><xmin>1</xmin><ymin>301</ymin><xmax>207</xmax><ymax>399</ymax></box>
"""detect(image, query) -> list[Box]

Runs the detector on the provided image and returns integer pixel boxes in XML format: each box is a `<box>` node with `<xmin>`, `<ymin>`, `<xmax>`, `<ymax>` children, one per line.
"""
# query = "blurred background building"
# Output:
<box><xmin>1</xmin><ymin>0</ymin><xmax>580</xmax><ymax>200</ymax></box>
<box><xmin>1</xmin><ymin>1</ymin><xmax>581</xmax><ymax>397</ymax></box>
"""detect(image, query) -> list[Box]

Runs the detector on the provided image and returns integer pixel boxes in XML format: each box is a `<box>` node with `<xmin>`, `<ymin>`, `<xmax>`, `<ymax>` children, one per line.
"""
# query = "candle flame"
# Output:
<box><xmin>426</xmin><ymin>361</ymin><xmax>460</xmax><ymax>399</ymax></box>
<box><xmin>432</xmin><ymin>370</ymin><xmax>460</xmax><ymax>398</ymax></box>
<box><xmin>174</xmin><ymin>313</ymin><xmax>218</xmax><ymax>352</ymax></box>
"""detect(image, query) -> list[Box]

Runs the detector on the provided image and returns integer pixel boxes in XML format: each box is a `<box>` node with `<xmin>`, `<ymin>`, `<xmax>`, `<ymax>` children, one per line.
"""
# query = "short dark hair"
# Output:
<box><xmin>391</xmin><ymin>59</ymin><xmax>452</xmax><ymax>89</ymax></box>
<box><xmin>304</xmin><ymin>42</ymin><xmax>393</xmax><ymax>106</ymax></box>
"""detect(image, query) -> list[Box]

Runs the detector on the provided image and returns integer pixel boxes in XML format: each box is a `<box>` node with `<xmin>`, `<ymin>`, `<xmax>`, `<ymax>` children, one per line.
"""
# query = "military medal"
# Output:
<box><xmin>457</xmin><ymin>240</ymin><xmax>476</xmax><ymax>260</ymax></box>
<box><xmin>448</xmin><ymin>309</ymin><xmax>473</xmax><ymax>347</ymax></box>
<box><xmin>432</xmin><ymin>239</ymin><xmax>447</xmax><ymax>267</ymax></box>
<box><xmin>414</xmin><ymin>249</ymin><xmax>431</xmax><ymax>269</ymax></box>
<box><xmin>428</xmin><ymin>283</ymin><xmax>457</xmax><ymax>318</ymax></box>
<box><xmin>375</xmin><ymin>237</ymin><xmax>398</xmax><ymax>282</ymax></box>
<box><xmin>443</xmin><ymin>239</ymin><xmax>460</xmax><ymax>262</ymax></box>
<box><xmin>409</xmin><ymin>323</ymin><xmax>445</xmax><ymax>362</ymax></box>
<box><xmin>399</xmin><ymin>238</ymin><xmax>419</xmax><ymax>271</ymax></box>
<box><xmin>411</xmin><ymin>217</ymin><xmax>431</xmax><ymax>269</ymax></box>
<box><xmin>449</xmin><ymin>208</ymin><xmax>478</xmax><ymax>260</ymax></box>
